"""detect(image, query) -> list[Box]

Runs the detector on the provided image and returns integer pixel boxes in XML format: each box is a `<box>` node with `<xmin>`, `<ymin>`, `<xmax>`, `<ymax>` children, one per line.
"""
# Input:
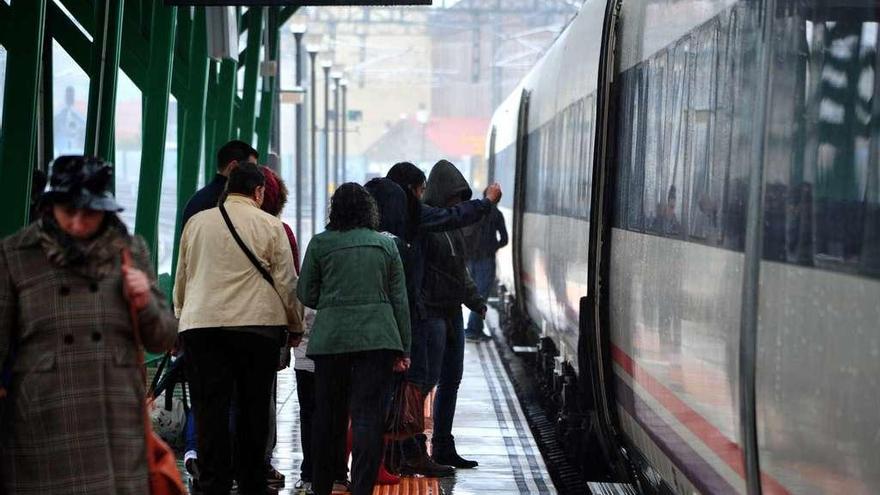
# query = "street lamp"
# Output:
<box><xmin>305</xmin><ymin>34</ymin><xmax>322</xmax><ymax>238</ymax></box>
<box><xmin>321</xmin><ymin>58</ymin><xmax>333</xmax><ymax>220</ymax></box>
<box><xmin>289</xmin><ymin>18</ymin><xmax>307</xmax><ymax>244</ymax></box>
<box><xmin>340</xmin><ymin>79</ymin><xmax>348</xmax><ymax>183</ymax></box>
<box><xmin>330</xmin><ymin>68</ymin><xmax>343</xmax><ymax>187</ymax></box>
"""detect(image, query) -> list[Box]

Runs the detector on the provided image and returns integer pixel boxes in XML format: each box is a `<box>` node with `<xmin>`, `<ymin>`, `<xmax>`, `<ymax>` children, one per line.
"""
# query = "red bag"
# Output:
<box><xmin>384</xmin><ymin>379</ymin><xmax>425</xmax><ymax>440</ymax></box>
<box><xmin>122</xmin><ymin>249</ymin><xmax>187</xmax><ymax>495</ymax></box>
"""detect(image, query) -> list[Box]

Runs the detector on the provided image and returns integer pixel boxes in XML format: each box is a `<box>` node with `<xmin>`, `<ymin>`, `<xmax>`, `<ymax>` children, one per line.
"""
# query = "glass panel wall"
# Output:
<box><xmin>115</xmin><ymin>70</ymin><xmax>142</xmax><ymax>231</ymax></box>
<box><xmin>52</xmin><ymin>39</ymin><xmax>88</xmax><ymax>157</ymax></box>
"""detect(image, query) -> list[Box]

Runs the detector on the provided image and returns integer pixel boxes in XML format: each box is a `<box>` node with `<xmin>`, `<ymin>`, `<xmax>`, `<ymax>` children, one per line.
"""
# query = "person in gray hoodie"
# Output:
<box><xmin>399</xmin><ymin>160</ymin><xmax>486</xmax><ymax>474</ymax></box>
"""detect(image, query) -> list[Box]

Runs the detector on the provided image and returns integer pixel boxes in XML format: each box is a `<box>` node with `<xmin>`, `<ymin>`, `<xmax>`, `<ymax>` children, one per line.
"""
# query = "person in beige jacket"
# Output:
<box><xmin>174</xmin><ymin>162</ymin><xmax>304</xmax><ymax>494</ymax></box>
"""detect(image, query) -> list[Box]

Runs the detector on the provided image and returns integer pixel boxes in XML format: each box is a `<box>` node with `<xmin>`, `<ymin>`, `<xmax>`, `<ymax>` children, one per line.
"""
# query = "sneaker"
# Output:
<box><xmin>332</xmin><ymin>479</ymin><xmax>351</xmax><ymax>492</ymax></box>
<box><xmin>294</xmin><ymin>479</ymin><xmax>314</xmax><ymax>495</ymax></box>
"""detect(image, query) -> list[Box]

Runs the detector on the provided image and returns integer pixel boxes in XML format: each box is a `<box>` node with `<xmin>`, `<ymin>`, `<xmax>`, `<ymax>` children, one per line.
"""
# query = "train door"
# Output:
<box><xmin>512</xmin><ymin>90</ymin><xmax>530</xmax><ymax>317</ymax></box>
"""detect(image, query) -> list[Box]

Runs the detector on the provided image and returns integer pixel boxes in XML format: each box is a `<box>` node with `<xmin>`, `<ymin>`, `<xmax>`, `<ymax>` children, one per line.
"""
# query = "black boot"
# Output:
<box><xmin>432</xmin><ymin>436</ymin><xmax>478</xmax><ymax>469</ymax></box>
<box><xmin>399</xmin><ymin>434</ymin><xmax>455</xmax><ymax>477</ymax></box>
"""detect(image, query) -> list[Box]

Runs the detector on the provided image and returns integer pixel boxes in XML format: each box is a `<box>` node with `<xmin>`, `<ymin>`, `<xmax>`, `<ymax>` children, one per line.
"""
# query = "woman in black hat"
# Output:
<box><xmin>0</xmin><ymin>156</ymin><xmax>177</xmax><ymax>494</ymax></box>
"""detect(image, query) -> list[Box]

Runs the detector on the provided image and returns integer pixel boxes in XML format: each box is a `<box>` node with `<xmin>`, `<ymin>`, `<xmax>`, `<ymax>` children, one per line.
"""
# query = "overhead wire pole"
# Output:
<box><xmin>332</xmin><ymin>72</ymin><xmax>341</xmax><ymax>187</ymax></box>
<box><xmin>308</xmin><ymin>48</ymin><xmax>319</xmax><ymax>238</ymax></box>
<box><xmin>84</xmin><ymin>0</ymin><xmax>123</xmax><ymax>163</ymax></box>
<box><xmin>292</xmin><ymin>26</ymin><xmax>305</xmax><ymax>244</ymax></box>
<box><xmin>341</xmin><ymin>80</ymin><xmax>348</xmax><ymax>183</ymax></box>
<box><xmin>0</xmin><ymin>0</ymin><xmax>47</xmax><ymax>236</ymax></box>
<box><xmin>322</xmin><ymin>61</ymin><xmax>332</xmax><ymax>223</ymax></box>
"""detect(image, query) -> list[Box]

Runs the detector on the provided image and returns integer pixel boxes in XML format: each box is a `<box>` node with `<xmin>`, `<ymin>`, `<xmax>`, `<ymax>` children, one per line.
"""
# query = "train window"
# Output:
<box><xmin>114</xmin><ymin>70</ymin><xmax>143</xmax><ymax>231</ymax></box>
<box><xmin>52</xmin><ymin>39</ymin><xmax>89</xmax><ymax>157</ymax></box>
<box><xmin>764</xmin><ymin>18</ymin><xmax>880</xmax><ymax>278</ymax></box>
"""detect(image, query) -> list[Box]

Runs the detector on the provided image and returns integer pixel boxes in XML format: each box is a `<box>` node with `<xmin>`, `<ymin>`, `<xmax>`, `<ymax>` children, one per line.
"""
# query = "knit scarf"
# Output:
<box><xmin>38</xmin><ymin>215</ymin><xmax>130</xmax><ymax>280</ymax></box>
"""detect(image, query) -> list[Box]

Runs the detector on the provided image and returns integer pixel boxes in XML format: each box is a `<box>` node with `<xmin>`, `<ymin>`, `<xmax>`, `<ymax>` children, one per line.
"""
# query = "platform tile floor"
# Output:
<box><xmin>178</xmin><ymin>334</ymin><xmax>556</xmax><ymax>495</ymax></box>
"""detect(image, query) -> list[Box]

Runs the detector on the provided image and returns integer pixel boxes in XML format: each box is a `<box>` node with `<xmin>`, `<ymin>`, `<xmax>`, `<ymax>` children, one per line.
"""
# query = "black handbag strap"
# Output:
<box><xmin>219</xmin><ymin>203</ymin><xmax>275</xmax><ymax>286</ymax></box>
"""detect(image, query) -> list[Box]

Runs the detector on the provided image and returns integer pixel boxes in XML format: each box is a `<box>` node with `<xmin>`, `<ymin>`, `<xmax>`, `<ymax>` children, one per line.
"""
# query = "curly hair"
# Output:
<box><xmin>327</xmin><ymin>183</ymin><xmax>379</xmax><ymax>231</ymax></box>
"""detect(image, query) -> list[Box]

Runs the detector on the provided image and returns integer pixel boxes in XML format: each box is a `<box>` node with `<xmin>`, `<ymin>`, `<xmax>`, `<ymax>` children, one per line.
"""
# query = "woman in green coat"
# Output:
<box><xmin>297</xmin><ymin>183</ymin><xmax>411</xmax><ymax>495</ymax></box>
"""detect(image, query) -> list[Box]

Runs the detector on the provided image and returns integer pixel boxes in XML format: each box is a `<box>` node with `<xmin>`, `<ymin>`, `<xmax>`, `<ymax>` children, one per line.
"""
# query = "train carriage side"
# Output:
<box><xmin>492</xmin><ymin>0</ymin><xmax>880</xmax><ymax>493</ymax></box>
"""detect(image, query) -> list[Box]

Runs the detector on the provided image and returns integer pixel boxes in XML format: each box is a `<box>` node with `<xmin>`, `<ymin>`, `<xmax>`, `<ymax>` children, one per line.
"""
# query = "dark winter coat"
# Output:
<box><xmin>461</xmin><ymin>206</ymin><xmax>508</xmax><ymax>260</ymax></box>
<box><xmin>181</xmin><ymin>173</ymin><xmax>227</xmax><ymax>227</ymax></box>
<box><xmin>421</xmin><ymin>161</ymin><xmax>487</xmax><ymax>317</ymax></box>
<box><xmin>365</xmin><ymin>178</ymin><xmax>416</xmax><ymax>306</ymax></box>
<box><xmin>0</xmin><ymin>221</ymin><xmax>177</xmax><ymax>494</ymax></box>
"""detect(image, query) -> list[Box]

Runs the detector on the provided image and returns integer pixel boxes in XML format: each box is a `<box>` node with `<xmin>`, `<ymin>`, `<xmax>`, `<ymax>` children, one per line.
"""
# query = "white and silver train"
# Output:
<box><xmin>488</xmin><ymin>0</ymin><xmax>880</xmax><ymax>493</ymax></box>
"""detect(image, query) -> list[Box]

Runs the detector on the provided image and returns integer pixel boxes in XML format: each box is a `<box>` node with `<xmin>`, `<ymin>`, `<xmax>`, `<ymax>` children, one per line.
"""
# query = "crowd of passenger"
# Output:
<box><xmin>0</xmin><ymin>140</ymin><xmax>507</xmax><ymax>495</ymax></box>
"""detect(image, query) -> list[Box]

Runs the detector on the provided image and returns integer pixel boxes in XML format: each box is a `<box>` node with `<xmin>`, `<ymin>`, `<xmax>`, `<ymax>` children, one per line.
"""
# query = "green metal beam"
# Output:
<box><xmin>84</xmin><ymin>0</ymin><xmax>124</xmax><ymax>161</ymax></box>
<box><xmin>238</xmin><ymin>7</ymin><xmax>262</xmax><ymax>145</ymax></box>
<box><xmin>133</xmin><ymin>4</ymin><xmax>176</xmax><ymax>267</ymax></box>
<box><xmin>0</xmin><ymin>2</ymin><xmax>10</xmax><ymax>46</ymax></box>
<box><xmin>46</xmin><ymin>2</ymin><xmax>91</xmax><ymax>72</ymax></box>
<box><xmin>256</xmin><ymin>8</ymin><xmax>280</xmax><ymax>159</ymax></box>
<box><xmin>172</xmin><ymin>7</ymin><xmax>208</xmax><ymax>281</ymax></box>
<box><xmin>203</xmin><ymin>60</ymin><xmax>219</xmax><ymax>184</ymax></box>
<box><xmin>0</xmin><ymin>0</ymin><xmax>47</xmax><ymax>236</ymax></box>
<box><xmin>215</xmin><ymin>58</ymin><xmax>238</xmax><ymax>147</ymax></box>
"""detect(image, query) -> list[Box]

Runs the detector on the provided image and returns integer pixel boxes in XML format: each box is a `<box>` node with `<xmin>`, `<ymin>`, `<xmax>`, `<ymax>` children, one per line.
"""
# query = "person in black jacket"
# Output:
<box><xmin>461</xmin><ymin>192</ymin><xmax>507</xmax><ymax>341</ymax></box>
<box><xmin>400</xmin><ymin>160</ymin><xmax>486</xmax><ymax>474</ymax></box>
<box><xmin>180</xmin><ymin>140</ymin><xmax>258</xmax><ymax>227</ymax></box>
<box><xmin>386</xmin><ymin>162</ymin><xmax>501</xmax><ymax>476</ymax></box>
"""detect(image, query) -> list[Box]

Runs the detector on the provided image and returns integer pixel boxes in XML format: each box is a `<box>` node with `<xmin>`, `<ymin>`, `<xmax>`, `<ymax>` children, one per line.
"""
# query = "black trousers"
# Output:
<box><xmin>183</xmin><ymin>329</ymin><xmax>279</xmax><ymax>495</ymax></box>
<box><xmin>312</xmin><ymin>350</ymin><xmax>395</xmax><ymax>495</ymax></box>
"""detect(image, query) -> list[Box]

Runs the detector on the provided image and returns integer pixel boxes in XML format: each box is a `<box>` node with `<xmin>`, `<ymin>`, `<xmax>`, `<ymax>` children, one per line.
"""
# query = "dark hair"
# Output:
<box><xmin>217</xmin><ymin>140</ymin><xmax>258</xmax><ymax>170</ymax></box>
<box><xmin>227</xmin><ymin>162</ymin><xmax>265</xmax><ymax>196</ymax></box>
<box><xmin>387</xmin><ymin>161</ymin><xmax>426</xmax><ymax>190</ymax></box>
<box><xmin>385</xmin><ymin>162</ymin><xmax>425</xmax><ymax>241</ymax></box>
<box><xmin>260</xmin><ymin>166</ymin><xmax>288</xmax><ymax>216</ymax></box>
<box><xmin>327</xmin><ymin>183</ymin><xmax>379</xmax><ymax>232</ymax></box>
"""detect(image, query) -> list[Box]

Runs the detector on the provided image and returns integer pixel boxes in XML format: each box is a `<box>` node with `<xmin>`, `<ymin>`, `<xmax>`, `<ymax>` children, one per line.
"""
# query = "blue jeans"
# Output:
<box><xmin>432</xmin><ymin>313</ymin><xmax>465</xmax><ymax>446</ymax></box>
<box><xmin>405</xmin><ymin>318</ymin><xmax>448</xmax><ymax>394</ymax></box>
<box><xmin>466</xmin><ymin>258</ymin><xmax>496</xmax><ymax>335</ymax></box>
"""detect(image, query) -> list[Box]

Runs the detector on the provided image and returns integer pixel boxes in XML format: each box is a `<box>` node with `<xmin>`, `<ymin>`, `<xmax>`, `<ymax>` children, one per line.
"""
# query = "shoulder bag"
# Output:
<box><xmin>122</xmin><ymin>248</ymin><xmax>187</xmax><ymax>495</ymax></box>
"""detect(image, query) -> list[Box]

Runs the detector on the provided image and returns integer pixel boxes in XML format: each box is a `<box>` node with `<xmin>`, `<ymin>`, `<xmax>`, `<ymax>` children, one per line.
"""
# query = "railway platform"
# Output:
<box><xmin>177</xmin><ymin>335</ymin><xmax>556</xmax><ymax>495</ymax></box>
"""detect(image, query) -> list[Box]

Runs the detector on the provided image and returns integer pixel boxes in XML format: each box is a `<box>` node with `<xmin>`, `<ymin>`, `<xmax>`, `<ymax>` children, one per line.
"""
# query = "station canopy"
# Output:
<box><xmin>166</xmin><ymin>1</ymin><xmax>432</xmax><ymax>5</ymax></box>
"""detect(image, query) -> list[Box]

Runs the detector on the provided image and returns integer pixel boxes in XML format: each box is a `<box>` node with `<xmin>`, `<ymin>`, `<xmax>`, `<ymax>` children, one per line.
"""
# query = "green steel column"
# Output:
<box><xmin>171</xmin><ymin>7</ymin><xmax>208</xmax><ymax>279</ymax></box>
<box><xmin>84</xmin><ymin>0</ymin><xmax>123</xmax><ymax>161</ymax></box>
<box><xmin>256</xmin><ymin>8</ymin><xmax>279</xmax><ymax>159</ymax></box>
<box><xmin>238</xmin><ymin>7</ymin><xmax>263</xmax><ymax>145</ymax></box>
<box><xmin>134</xmin><ymin>4</ymin><xmax>177</xmax><ymax>267</ymax></box>
<box><xmin>0</xmin><ymin>0</ymin><xmax>47</xmax><ymax>237</ymax></box>
<box><xmin>203</xmin><ymin>61</ymin><xmax>218</xmax><ymax>184</ymax></box>
<box><xmin>215</xmin><ymin>58</ymin><xmax>238</xmax><ymax>146</ymax></box>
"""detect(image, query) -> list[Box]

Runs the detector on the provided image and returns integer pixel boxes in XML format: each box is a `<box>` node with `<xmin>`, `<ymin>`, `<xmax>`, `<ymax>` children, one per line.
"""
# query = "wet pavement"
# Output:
<box><xmin>176</xmin><ymin>326</ymin><xmax>556</xmax><ymax>494</ymax></box>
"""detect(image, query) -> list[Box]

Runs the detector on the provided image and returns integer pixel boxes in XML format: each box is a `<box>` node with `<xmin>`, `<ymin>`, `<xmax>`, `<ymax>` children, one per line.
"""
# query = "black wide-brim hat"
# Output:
<box><xmin>39</xmin><ymin>155</ymin><xmax>123</xmax><ymax>212</ymax></box>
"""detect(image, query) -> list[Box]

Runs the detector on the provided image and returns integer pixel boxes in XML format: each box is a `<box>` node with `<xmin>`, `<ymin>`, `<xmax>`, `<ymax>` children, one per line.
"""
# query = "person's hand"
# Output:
<box><xmin>393</xmin><ymin>357</ymin><xmax>411</xmax><ymax>373</ymax></box>
<box><xmin>278</xmin><ymin>347</ymin><xmax>292</xmax><ymax>371</ymax></box>
<box><xmin>485</xmin><ymin>183</ymin><xmax>502</xmax><ymax>204</ymax></box>
<box><xmin>122</xmin><ymin>265</ymin><xmax>152</xmax><ymax>311</ymax></box>
<box><xmin>287</xmin><ymin>332</ymin><xmax>303</xmax><ymax>348</ymax></box>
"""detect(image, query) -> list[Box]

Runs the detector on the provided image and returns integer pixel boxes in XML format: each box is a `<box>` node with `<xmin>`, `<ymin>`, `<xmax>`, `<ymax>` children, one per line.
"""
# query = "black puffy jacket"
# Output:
<box><xmin>421</xmin><ymin>161</ymin><xmax>486</xmax><ymax>317</ymax></box>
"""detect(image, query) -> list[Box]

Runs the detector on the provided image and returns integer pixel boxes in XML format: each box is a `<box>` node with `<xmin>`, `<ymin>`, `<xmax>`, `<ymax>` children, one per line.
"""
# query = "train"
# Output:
<box><xmin>487</xmin><ymin>0</ymin><xmax>880</xmax><ymax>493</ymax></box>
